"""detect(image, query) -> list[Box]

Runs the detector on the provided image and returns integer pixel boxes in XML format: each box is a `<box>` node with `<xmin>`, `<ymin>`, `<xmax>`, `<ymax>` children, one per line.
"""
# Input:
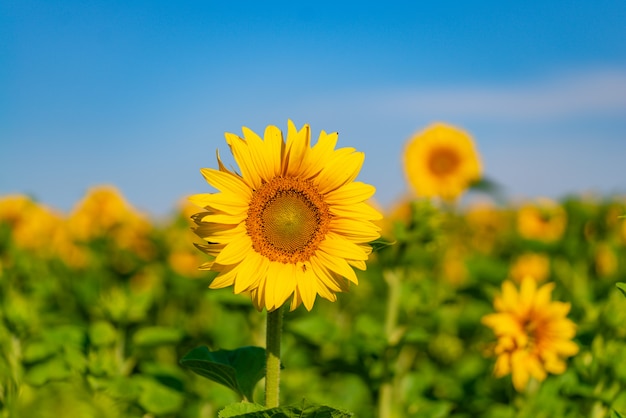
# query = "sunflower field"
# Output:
<box><xmin>1</xmin><ymin>122</ymin><xmax>626</xmax><ymax>418</ymax></box>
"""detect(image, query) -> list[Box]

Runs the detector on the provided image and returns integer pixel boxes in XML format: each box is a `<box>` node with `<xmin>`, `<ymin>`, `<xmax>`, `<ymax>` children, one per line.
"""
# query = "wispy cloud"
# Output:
<box><xmin>331</xmin><ymin>68</ymin><xmax>626</xmax><ymax>122</ymax></box>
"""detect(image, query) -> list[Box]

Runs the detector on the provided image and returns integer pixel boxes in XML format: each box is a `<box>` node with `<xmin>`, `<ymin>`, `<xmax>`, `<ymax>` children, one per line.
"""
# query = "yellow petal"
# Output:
<box><xmin>493</xmin><ymin>352</ymin><xmax>511</xmax><ymax>377</ymax></box>
<box><xmin>317</xmin><ymin>148</ymin><xmax>364</xmax><ymax>194</ymax></box>
<box><xmin>329</xmin><ymin>218</ymin><xmax>381</xmax><ymax>242</ymax></box>
<box><xmin>233</xmin><ymin>251</ymin><xmax>266</xmax><ymax>294</ymax></box>
<box><xmin>314</xmin><ymin>250</ymin><xmax>358</xmax><ymax>284</ymax></box>
<box><xmin>284</xmin><ymin>120</ymin><xmax>310</xmax><ymax>177</ymax></box>
<box><xmin>325</xmin><ymin>182</ymin><xmax>376</xmax><ymax>205</ymax></box>
<box><xmin>225</xmin><ymin>132</ymin><xmax>263</xmax><ymax>189</ymax></box>
<box><xmin>242</xmin><ymin>126</ymin><xmax>274</xmax><ymax>183</ymax></box>
<box><xmin>209</xmin><ymin>264</ymin><xmax>239</xmax><ymax>289</ymax></box>
<box><xmin>296</xmin><ymin>265</ymin><xmax>317</xmax><ymax>311</ymax></box>
<box><xmin>329</xmin><ymin>202</ymin><xmax>383</xmax><ymax>221</ymax></box>
<box><xmin>299</xmin><ymin>130</ymin><xmax>338</xmax><ymax>179</ymax></box>
<box><xmin>289</xmin><ymin>287</ymin><xmax>303</xmax><ymax>311</ymax></box>
<box><xmin>309</xmin><ymin>257</ymin><xmax>343</xmax><ymax>292</ymax></box>
<box><xmin>215</xmin><ymin>236</ymin><xmax>252</xmax><ymax>265</ymax></box>
<box><xmin>189</xmin><ymin>192</ymin><xmax>248</xmax><ymax>213</ymax></box>
<box><xmin>511</xmin><ymin>350</ymin><xmax>530</xmax><ymax>392</ymax></box>
<box><xmin>267</xmin><ymin>262</ymin><xmax>296</xmax><ymax>310</ymax></box>
<box><xmin>318</xmin><ymin>234</ymin><xmax>369</xmax><ymax>261</ymax></box>
<box><xmin>263</xmin><ymin>125</ymin><xmax>285</xmax><ymax>178</ymax></box>
<box><xmin>200</xmin><ymin>167</ymin><xmax>252</xmax><ymax>199</ymax></box>
<box><xmin>198</xmin><ymin>211</ymin><xmax>246</xmax><ymax>225</ymax></box>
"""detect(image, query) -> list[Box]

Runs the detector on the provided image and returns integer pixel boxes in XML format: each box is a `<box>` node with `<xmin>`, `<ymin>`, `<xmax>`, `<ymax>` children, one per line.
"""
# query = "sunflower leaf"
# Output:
<box><xmin>616</xmin><ymin>283</ymin><xmax>626</xmax><ymax>298</ymax></box>
<box><xmin>217</xmin><ymin>402</ymin><xmax>266</xmax><ymax>417</ymax></box>
<box><xmin>218</xmin><ymin>399</ymin><xmax>353</xmax><ymax>417</ymax></box>
<box><xmin>180</xmin><ymin>346</ymin><xmax>265</xmax><ymax>401</ymax></box>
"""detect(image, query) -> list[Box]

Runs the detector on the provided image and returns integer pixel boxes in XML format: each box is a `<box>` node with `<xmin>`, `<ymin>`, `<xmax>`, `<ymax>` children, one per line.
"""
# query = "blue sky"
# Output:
<box><xmin>2</xmin><ymin>1</ymin><xmax>625</xmax><ymax>217</ymax></box>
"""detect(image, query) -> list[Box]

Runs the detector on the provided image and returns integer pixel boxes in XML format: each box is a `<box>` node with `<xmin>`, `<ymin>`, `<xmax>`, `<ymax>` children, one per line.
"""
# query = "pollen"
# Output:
<box><xmin>246</xmin><ymin>176</ymin><xmax>331</xmax><ymax>264</ymax></box>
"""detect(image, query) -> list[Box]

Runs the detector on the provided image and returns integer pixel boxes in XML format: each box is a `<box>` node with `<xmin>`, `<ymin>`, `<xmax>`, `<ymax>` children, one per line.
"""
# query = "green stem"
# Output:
<box><xmin>265</xmin><ymin>306</ymin><xmax>283</xmax><ymax>408</ymax></box>
<box><xmin>379</xmin><ymin>268</ymin><xmax>402</xmax><ymax>418</ymax></box>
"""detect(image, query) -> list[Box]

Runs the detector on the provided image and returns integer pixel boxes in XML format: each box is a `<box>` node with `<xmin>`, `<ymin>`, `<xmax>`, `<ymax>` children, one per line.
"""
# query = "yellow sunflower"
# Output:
<box><xmin>516</xmin><ymin>198</ymin><xmax>567</xmax><ymax>243</ymax></box>
<box><xmin>403</xmin><ymin>123</ymin><xmax>482</xmax><ymax>201</ymax></box>
<box><xmin>509</xmin><ymin>253</ymin><xmax>550</xmax><ymax>284</ymax></box>
<box><xmin>482</xmin><ymin>277</ymin><xmax>579</xmax><ymax>392</ymax></box>
<box><xmin>190</xmin><ymin>121</ymin><xmax>382</xmax><ymax>311</ymax></box>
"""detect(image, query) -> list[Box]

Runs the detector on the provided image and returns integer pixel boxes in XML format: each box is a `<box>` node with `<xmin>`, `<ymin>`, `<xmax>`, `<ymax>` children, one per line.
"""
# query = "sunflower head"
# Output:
<box><xmin>190</xmin><ymin>121</ymin><xmax>382</xmax><ymax>312</ymax></box>
<box><xmin>516</xmin><ymin>198</ymin><xmax>567</xmax><ymax>243</ymax></box>
<box><xmin>403</xmin><ymin>123</ymin><xmax>482</xmax><ymax>201</ymax></box>
<box><xmin>482</xmin><ymin>277</ymin><xmax>579</xmax><ymax>392</ymax></box>
<box><xmin>509</xmin><ymin>252</ymin><xmax>550</xmax><ymax>284</ymax></box>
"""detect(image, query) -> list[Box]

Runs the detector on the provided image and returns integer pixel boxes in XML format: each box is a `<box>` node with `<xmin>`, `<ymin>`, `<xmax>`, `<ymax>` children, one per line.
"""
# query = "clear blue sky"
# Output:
<box><xmin>2</xmin><ymin>1</ymin><xmax>625</xmax><ymax>217</ymax></box>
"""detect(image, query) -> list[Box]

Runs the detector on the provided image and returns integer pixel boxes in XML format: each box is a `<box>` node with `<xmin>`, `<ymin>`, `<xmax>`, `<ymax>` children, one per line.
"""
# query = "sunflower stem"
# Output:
<box><xmin>265</xmin><ymin>306</ymin><xmax>283</xmax><ymax>408</ymax></box>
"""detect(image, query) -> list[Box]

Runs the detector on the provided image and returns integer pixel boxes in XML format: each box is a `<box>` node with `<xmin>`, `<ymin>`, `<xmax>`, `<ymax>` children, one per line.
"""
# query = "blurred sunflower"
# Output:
<box><xmin>0</xmin><ymin>195</ymin><xmax>86</xmax><ymax>267</ymax></box>
<box><xmin>464</xmin><ymin>202</ymin><xmax>511</xmax><ymax>253</ymax></box>
<box><xmin>516</xmin><ymin>198</ymin><xmax>567</xmax><ymax>243</ymax></box>
<box><xmin>67</xmin><ymin>185</ymin><xmax>154</xmax><ymax>259</ymax></box>
<box><xmin>403</xmin><ymin>123</ymin><xmax>482</xmax><ymax>201</ymax></box>
<box><xmin>190</xmin><ymin>120</ymin><xmax>382</xmax><ymax>311</ymax></box>
<box><xmin>482</xmin><ymin>277</ymin><xmax>579</xmax><ymax>392</ymax></box>
<box><xmin>509</xmin><ymin>253</ymin><xmax>550</xmax><ymax>283</ymax></box>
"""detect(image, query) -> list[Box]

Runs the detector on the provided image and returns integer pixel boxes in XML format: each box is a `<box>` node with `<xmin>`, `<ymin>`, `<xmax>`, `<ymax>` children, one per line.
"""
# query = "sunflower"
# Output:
<box><xmin>516</xmin><ymin>198</ymin><xmax>567</xmax><ymax>243</ymax></box>
<box><xmin>403</xmin><ymin>123</ymin><xmax>482</xmax><ymax>201</ymax></box>
<box><xmin>190</xmin><ymin>121</ymin><xmax>382</xmax><ymax>311</ymax></box>
<box><xmin>509</xmin><ymin>252</ymin><xmax>550</xmax><ymax>284</ymax></box>
<box><xmin>482</xmin><ymin>277</ymin><xmax>579</xmax><ymax>392</ymax></box>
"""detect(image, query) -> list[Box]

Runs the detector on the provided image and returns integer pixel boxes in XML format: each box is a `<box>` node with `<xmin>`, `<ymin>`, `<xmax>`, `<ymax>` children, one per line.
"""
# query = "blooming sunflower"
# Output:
<box><xmin>516</xmin><ymin>198</ymin><xmax>567</xmax><ymax>243</ymax></box>
<box><xmin>190</xmin><ymin>121</ymin><xmax>382</xmax><ymax>311</ymax></box>
<box><xmin>509</xmin><ymin>253</ymin><xmax>550</xmax><ymax>284</ymax></box>
<box><xmin>482</xmin><ymin>277</ymin><xmax>579</xmax><ymax>392</ymax></box>
<box><xmin>403</xmin><ymin>123</ymin><xmax>482</xmax><ymax>201</ymax></box>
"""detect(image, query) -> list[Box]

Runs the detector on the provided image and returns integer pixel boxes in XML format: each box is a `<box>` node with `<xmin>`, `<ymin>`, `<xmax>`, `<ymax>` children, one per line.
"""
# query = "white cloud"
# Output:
<box><xmin>332</xmin><ymin>68</ymin><xmax>626</xmax><ymax>121</ymax></box>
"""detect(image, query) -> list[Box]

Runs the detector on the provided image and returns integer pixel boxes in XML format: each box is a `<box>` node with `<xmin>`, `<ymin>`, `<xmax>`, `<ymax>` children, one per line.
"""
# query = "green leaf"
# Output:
<box><xmin>180</xmin><ymin>346</ymin><xmax>266</xmax><ymax>401</ymax></box>
<box><xmin>218</xmin><ymin>400</ymin><xmax>353</xmax><ymax>417</ymax></box>
<box><xmin>617</xmin><ymin>283</ymin><xmax>626</xmax><ymax>298</ymax></box>
<box><xmin>612</xmin><ymin>411</ymin><xmax>625</xmax><ymax>418</ymax></box>
<box><xmin>137</xmin><ymin>377</ymin><xmax>185</xmax><ymax>415</ymax></box>
<box><xmin>218</xmin><ymin>403</ymin><xmax>266</xmax><ymax>417</ymax></box>
<box><xmin>89</xmin><ymin>320</ymin><xmax>117</xmax><ymax>346</ymax></box>
<box><xmin>132</xmin><ymin>326</ymin><xmax>184</xmax><ymax>347</ymax></box>
<box><xmin>23</xmin><ymin>357</ymin><xmax>72</xmax><ymax>386</ymax></box>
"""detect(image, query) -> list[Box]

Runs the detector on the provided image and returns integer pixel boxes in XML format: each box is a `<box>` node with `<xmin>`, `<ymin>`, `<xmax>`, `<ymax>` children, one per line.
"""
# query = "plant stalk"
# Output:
<box><xmin>265</xmin><ymin>306</ymin><xmax>283</xmax><ymax>408</ymax></box>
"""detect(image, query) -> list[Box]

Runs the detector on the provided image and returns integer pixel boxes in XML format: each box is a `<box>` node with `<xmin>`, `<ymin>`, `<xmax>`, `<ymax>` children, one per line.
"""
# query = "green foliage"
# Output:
<box><xmin>180</xmin><ymin>346</ymin><xmax>266</xmax><ymax>402</ymax></box>
<box><xmin>1</xmin><ymin>194</ymin><xmax>625</xmax><ymax>417</ymax></box>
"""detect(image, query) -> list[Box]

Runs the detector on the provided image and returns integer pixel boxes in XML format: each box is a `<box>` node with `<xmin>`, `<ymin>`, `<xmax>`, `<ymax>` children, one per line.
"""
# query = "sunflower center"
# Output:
<box><xmin>428</xmin><ymin>147</ymin><xmax>460</xmax><ymax>176</ymax></box>
<box><xmin>246</xmin><ymin>176</ymin><xmax>331</xmax><ymax>264</ymax></box>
